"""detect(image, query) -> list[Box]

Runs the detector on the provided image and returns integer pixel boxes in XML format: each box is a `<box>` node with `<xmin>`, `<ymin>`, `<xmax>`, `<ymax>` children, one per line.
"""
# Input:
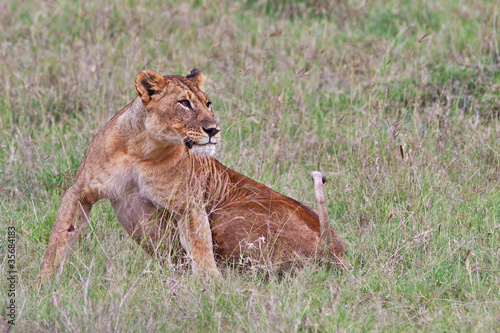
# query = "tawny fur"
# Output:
<box><xmin>39</xmin><ymin>69</ymin><xmax>346</xmax><ymax>282</ymax></box>
<box><xmin>113</xmin><ymin>160</ymin><xmax>347</xmax><ymax>271</ymax></box>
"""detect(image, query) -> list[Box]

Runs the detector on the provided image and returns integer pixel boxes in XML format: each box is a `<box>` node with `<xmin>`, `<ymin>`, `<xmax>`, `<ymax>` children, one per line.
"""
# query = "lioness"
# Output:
<box><xmin>40</xmin><ymin>69</ymin><xmax>346</xmax><ymax>282</ymax></box>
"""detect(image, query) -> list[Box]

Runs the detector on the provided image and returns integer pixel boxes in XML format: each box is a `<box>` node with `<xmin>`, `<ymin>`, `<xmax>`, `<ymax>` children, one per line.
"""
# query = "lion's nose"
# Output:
<box><xmin>203</xmin><ymin>126</ymin><xmax>220</xmax><ymax>137</ymax></box>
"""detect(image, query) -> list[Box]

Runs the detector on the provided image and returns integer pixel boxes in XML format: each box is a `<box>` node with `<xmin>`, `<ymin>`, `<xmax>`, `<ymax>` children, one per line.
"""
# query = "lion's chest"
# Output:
<box><xmin>134</xmin><ymin>162</ymin><xmax>197</xmax><ymax>209</ymax></box>
<box><xmin>103</xmin><ymin>162</ymin><xmax>138</xmax><ymax>200</ymax></box>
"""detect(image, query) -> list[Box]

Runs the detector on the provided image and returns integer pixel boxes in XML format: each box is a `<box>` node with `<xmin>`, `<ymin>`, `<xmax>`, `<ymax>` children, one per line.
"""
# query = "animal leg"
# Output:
<box><xmin>39</xmin><ymin>184</ymin><xmax>93</xmax><ymax>283</ymax></box>
<box><xmin>176</xmin><ymin>207</ymin><xmax>219</xmax><ymax>275</ymax></box>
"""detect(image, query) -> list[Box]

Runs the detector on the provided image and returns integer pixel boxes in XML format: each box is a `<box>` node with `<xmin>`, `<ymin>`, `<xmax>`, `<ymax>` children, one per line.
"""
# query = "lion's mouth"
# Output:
<box><xmin>184</xmin><ymin>140</ymin><xmax>217</xmax><ymax>149</ymax></box>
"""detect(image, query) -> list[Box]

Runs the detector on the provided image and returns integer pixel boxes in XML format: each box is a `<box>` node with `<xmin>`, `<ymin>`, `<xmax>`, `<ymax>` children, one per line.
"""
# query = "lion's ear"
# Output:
<box><xmin>135</xmin><ymin>70</ymin><xmax>166</xmax><ymax>104</ymax></box>
<box><xmin>186</xmin><ymin>68</ymin><xmax>204</xmax><ymax>87</ymax></box>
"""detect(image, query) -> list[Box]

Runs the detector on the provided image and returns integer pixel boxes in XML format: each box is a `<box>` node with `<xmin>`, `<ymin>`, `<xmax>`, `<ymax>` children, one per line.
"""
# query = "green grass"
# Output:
<box><xmin>1</xmin><ymin>0</ymin><xmax>500</xmax><ymax>331</ymax></box>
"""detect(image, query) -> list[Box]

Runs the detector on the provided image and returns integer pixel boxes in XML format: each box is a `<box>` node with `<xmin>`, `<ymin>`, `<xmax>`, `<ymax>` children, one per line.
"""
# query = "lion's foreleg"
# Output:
<box><xmin>176</xmin><ymin>207</ymin><xmax>219</xmax><ymax>275</ymax></box>
<box><xmin>39</xmin><ymin>185</ymin><xmax>93</xmax><ymax>283</ymax></box>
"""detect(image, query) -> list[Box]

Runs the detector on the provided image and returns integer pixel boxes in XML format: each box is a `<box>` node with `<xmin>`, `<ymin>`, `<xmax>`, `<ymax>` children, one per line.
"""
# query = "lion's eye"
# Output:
<box><xmin>179</xmin><ymin>100</ymin><xmax>191</xmax><ymax>108</ymax></box>
<box><xmin>206</xmin><ymin>101</ymin><xmax>212</xmax><ymax>108</ymax></box>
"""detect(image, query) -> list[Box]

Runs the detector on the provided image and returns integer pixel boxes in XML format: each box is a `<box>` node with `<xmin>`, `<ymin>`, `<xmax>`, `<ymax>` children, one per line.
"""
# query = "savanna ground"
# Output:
<box><xmin>1</xmin><ymin>0</ymin><xmax>500</xmax><ymax>331</ymax></box>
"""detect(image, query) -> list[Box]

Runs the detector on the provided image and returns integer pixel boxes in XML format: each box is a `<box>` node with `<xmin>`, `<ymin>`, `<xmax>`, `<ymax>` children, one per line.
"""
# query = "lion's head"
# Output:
<box><xmin>135</xmin><ymin>68</ymin><xmax>220</xmax><ymax>157</ymax></box>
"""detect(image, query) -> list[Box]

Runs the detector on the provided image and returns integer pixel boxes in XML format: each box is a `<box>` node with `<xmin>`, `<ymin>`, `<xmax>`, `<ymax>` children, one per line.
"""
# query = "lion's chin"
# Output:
<box><xmin>191</xmin><ymin>143</ymin><xmax>217</xmax><ymax>157</ymax></box>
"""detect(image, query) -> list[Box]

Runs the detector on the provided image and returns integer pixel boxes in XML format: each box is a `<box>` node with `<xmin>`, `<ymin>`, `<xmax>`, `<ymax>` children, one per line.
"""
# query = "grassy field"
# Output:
<box><xmin>1</xmin><ymin>0</ymin><xmax>500</xmax><ymax>331</ymax></box>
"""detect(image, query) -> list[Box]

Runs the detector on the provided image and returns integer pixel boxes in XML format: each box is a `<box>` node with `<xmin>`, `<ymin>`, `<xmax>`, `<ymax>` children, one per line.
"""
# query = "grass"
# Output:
<box><xmin>1</xmin><ymin>0</ymin><xmax>500</xmax><ymax>331</ymax></box>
